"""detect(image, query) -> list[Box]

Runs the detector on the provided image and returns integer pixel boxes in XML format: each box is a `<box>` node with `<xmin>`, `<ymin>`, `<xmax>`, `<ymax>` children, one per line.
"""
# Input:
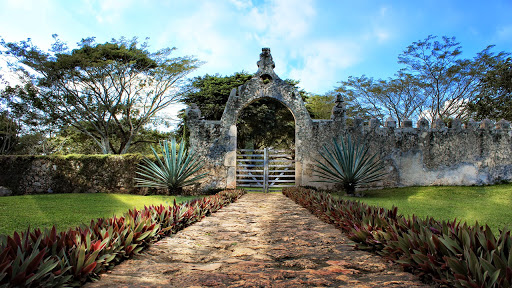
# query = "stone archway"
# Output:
<box><xmin>219</xmin><ymin>48</ymin><xmax>313</xmax><ymax>189</ymax></box>
<box><xmin>186</xmin><ymin>48</ymin><xmax>314</xmax><ymax>190</ymax></box>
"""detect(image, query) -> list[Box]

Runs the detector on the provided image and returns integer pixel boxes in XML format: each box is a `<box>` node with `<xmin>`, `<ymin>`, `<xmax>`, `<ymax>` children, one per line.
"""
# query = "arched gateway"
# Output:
<box><xmin>186</xmin><ymin>48</ymin><xmax>320</xmax><ymax>191</ymax></box>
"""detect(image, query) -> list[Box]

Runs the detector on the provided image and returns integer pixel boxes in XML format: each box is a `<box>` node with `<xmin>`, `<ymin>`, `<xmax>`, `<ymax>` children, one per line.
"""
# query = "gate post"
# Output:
<box><xmin>263</xmin><ymin>147</ymin><xmax>269</xmax><ymax>193</ymax></box>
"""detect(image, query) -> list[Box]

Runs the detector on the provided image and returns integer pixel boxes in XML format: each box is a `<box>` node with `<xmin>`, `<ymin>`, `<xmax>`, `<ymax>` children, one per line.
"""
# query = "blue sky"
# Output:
<box><xmin>1</xmin><ymin>0</ymin><xmax>511</xmax><ymax>95</ymax></box>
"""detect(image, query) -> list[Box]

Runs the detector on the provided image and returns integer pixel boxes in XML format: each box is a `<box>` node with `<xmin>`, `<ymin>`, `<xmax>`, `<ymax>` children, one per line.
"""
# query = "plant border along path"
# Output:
<box><xmin>86</xmin><ymin>193</ymin><xmax>428</xmax><ymax>287</ymax></box>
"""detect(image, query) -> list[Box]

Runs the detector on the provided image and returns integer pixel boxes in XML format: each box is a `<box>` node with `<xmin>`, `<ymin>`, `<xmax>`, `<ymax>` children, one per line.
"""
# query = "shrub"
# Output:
<box><xmin>135</xmin><ymin>138</ymin><xmax>208</xmax><ymax>195</ymax></box>
<box><xmin>283</xmin><ymin>187</ymin><xmax>512</xmax><ymax>287</ymax></box>
<box><xmin>313</xmin><ymin>135</ymin><xmax>386</xmax><ymax>196</ymax></box>
<box><xmin>0</xmin><ymin>189</ymin><xmax>245</xmax><ymax>287</ymax></box>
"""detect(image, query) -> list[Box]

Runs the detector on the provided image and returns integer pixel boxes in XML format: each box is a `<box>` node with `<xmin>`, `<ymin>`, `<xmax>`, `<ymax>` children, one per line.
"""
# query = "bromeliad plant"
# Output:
<box><xmin>313</xmin><ymin>135</ymin><xmax>386</xmax><ymax>196</ymax></box>
<box><xmin>283</xmin><ymin>187</ymin><xmax>512</xmax><ymax>287</ymax></box>
<box><xmin>135</xmin><ymin>138</ymin><xmax>208</xmax><ymax>195</ymax></box>
<box><xmin>0</xmin><ymin>189</ymin><xmax>245</xmax><ymax>287</ymax></box>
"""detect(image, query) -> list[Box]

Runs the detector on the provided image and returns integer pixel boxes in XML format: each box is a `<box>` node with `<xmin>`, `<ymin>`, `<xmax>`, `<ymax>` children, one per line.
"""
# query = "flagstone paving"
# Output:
<box><xmin>86</xmin><ymin>193</ymin><xmax>430</xmax><ymax>287</ymax></box>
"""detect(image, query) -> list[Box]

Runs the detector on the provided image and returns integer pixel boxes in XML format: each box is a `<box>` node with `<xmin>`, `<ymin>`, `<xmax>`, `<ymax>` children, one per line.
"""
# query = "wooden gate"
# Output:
<box><xmin>236</xmin><ymin>148</ymin><xmax>295</xmax><ymax>192</ymax></box>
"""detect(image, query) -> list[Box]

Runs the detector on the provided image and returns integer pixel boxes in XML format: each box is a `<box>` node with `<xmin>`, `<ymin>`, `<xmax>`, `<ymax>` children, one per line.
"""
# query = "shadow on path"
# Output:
<box><xmin>86</xmin><ymin>193</ymin><xmax>430</xmax><ymax>287</ymax></box>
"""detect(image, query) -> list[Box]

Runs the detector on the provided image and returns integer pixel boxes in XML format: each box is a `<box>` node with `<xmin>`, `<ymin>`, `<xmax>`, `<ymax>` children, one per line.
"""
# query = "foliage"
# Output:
<box><xmin>181</xmin><ymin>72</ymin><xmax>253</xmax><ymax>120</ymax></box>
<box><xmin>236</xmin><ymin>98</ymin><xmax>295</xmax><ymax>150</ymax></box>
<box><xmin>468</xmin><ymin>57</ymin><xmax>512</xmax><ymax>121</ymax></box>
<box><xmin>135</xmin><ymin>138</ymin><xmax>207</xmax><ymax>194</ymax></box>
<box><xmin>1</xmin><ymin>35</ymin><xmax>200</xmax><ymax>154</ymax></box>
<box><xmin>0</xmin><ymin>189</ymin><xmax>245</xmax><ymax>287</ymax></box>
<box><xmin>336</xmin><ymin>35</ymin><xmax>509</xmax><ymax>123</ymax></box>
<box><xmin>0</xmin><ymin>111</ymin><xmax>19</xmax><ymax>155</ymax></box>
<box><xmin>337</xmin><ymin>72</ymin><xmax>424</xmax><ymax>125</ymax></box>
<box><xmin>313</xmin><ymin>135</ymin><xmax>386</xmax><ymax>195</ymax></box>
<box><xmin>305</xmin><ymin>94</ymin><xmax>335</xmax><ymax>119</ymax></box>
<box><xmin>284</xmin><ymin>187</ymin><xmax>512</xmax><ymax>287</ymax></box>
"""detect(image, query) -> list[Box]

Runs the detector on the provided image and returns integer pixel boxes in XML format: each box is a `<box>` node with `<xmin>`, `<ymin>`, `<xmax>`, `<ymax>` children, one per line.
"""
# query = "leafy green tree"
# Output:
<box><xmin>1</xmin><ymin>35</ymin><xmax>199</xmax><ymax>154</ymax></box>
<box><xmin>0</xmin><ymin>111</ymin><xmax>19</xmax><ymax>154</ymax></box>
<box><xmin>336</xmin><ymin>35</ymin><xmax>509</xmax><ymax>123</ymax></box>
<box><xmin>305</xmin><ymin>94</ymin><xmax>335</xmax><ymax>119</ymax></box>
<box><xmin>468</xmin><ymin>57</ymin><xmax>512</xmax><ymax>121</ymax></box>
<box><xmin>337</xmin><ymin>72</ymin><xmax>424</xmax><ymax>125</ymax></box>
<box><xmin>237</xmin><ymin>98</ymin><xmax>295</xmax><ymax>150</ymax></box>
<box><xmin>182</xmin><ymin>72</ymin><xmax>253</xmax><ymax>120</ymax></box>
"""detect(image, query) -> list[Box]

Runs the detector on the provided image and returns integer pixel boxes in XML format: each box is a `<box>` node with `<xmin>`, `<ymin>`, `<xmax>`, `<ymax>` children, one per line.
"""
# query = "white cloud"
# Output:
<box><xmin>246</xmin><ymin>0</ymin><xmax>316</xmax><ymax>41</ymax></box>
<box><xmin>288</xmin><ymin>39</ymin><xmax>361</xmax><ymax>93</ymax></box>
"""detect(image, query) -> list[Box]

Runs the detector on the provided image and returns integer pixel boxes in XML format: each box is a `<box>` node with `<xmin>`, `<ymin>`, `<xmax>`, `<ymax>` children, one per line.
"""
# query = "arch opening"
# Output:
<box><xmin>236</xmin><ymin>97</ymin><xmax>295</xmax><ymax>151</ymax></box>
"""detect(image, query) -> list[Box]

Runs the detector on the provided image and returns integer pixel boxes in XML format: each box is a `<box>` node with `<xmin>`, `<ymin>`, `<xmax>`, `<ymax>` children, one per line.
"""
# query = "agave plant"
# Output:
<box><xmin>135</xmin><ymin>138</ymin><xmax>208</xmax><ymax>195</ymax></box>
<box><xmin>313</xmin><ymin>135</ymin><xmax>386</xmax><ymax>196</ymax></box>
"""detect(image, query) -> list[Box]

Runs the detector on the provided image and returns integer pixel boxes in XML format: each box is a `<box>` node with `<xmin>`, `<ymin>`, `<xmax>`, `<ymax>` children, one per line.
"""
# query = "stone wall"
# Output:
<box><xmin>187</xmin><ymin>48</ymin><xmax>512</xmax><ymax>192</ymax></box>
<box><xmin>303</xmin><ymin>117</ymin><xmax>512</xmax><ymax>189</ymax></box>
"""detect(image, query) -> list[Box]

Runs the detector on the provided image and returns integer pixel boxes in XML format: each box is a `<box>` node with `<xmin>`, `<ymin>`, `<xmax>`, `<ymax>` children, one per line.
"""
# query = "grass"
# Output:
<box><xmin>339</xmin><ymin>183</ymin><xmax>512</xmax><ymax>233</ymax></box>
<box><xmin>0</xmin><ymin>193</ymin><xmax>199</xmax><ymax>236</ymax></box>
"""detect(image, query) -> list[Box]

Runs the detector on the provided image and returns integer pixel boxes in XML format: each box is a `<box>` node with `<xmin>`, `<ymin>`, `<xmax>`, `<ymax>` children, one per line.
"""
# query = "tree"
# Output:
<box><xmin>1</xmin><ymin>36</ymin><xmax>199</xmax><ymax>154</ymax></box>
<box><xmin>337</xmin><ymin>72</ymin><xmax>425</xmax><ymax>125</ymax></box>
<box><xmin>182</xmin><ymin>72</ymin><xmax>253</xmax><ymax>120</ymax></box>
<box><xmin>336</xmin><ymin>35</ymin><xmax>508</xmax><ymax>123</ymax></box>
<box><xmin>468</xmin><ymin>57</ymin><xmax>512</xmax><ymax>121</ymax></box>
<box><xmin>237</xmin><ymin>98</ymin><xmax>295</xmax><ymax>150</ymax></box>
<box><xmin>305</xmin><ymin>94</ymin><xmax>335</xmax><ymax>119</ymax></box>
<box><xmin>0</xmin><ymin>111</ymin><xmax>19</xmax><ymax>154</ymax></box>
<box><xmin>398</xmin><ymin>35</ymin><xmax>488</xmax><ymax>121</ymax></box>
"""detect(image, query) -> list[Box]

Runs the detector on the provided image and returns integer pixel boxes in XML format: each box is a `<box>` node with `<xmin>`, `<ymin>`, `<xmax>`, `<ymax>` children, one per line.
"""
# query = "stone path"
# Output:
<box><xmin>86</xmin><ymin>193</ymin><xmax>430</xmax><ymax>287</ymax></box>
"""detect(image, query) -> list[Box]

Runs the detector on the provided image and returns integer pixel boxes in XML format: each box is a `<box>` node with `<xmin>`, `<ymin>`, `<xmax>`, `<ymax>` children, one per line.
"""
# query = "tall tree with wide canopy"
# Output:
<box><xmin>1</xmin><ymin>36</ymin><xmax>199</xmax><ymax>154</ymax></box>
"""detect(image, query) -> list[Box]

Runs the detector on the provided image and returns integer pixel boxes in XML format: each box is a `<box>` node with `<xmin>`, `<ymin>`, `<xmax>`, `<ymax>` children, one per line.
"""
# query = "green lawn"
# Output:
<box><xmin>0</xmin><ymin>193</ymin><xmax>199</xmax><ymax>236</ymax></box>
<box><xmin>340</xmin><ymin>184</ymin><xmax>512</xmax><ymax>232</ymax></box>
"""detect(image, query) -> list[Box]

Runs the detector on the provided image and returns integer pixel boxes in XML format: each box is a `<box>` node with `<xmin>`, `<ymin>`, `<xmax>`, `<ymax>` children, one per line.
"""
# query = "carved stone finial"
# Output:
<box><xmin>255</xmin><ymin>47</ymin><xmax>280</xmax><ymax>81</ymax></box>
<box><xmin>330</xmin><ymin>93</ymin><xmax>346</xmax><ymax>121</ymax></box>
<box><xmin>433</xmin><ymin>118</ymin><xmax>445</xmax><ymax>129</ymax></box>
<box><xmin>257</xmin><ymin>48</ymin><xmax>275</xmax><ymax>70</ymax></box>
<box><xmin>496</xmin><ymin>119</ymin><xmax>511</xmax><ymax>130</ymax></box>
<box><xmin>369</xmin><ymin>117</ymin><xmax>380</xmax><ymax>129</ymax></box>
<box><xmin>417</xmin><ymin>118</ymin><xmax>429</xmax><ymax>130</ymax></box>
<box><xmin>480</xmin><ymin>119</ymin><xmax>493</xmax><ymax>129</ymax></box>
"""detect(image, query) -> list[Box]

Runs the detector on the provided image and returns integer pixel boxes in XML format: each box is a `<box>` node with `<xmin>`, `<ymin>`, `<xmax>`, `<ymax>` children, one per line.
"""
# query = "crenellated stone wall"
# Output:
<box><xmin>187</xmin><ymin>48</ymin><xmax>512</xmax><ymax>192</ymax></box>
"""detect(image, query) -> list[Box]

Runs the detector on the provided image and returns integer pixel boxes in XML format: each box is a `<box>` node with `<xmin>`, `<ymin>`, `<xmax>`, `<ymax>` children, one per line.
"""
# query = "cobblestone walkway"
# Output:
<box><xmin>87</xmin><ymin>193</ymin><xmax>430</xmax><ymax>287</ymax></box>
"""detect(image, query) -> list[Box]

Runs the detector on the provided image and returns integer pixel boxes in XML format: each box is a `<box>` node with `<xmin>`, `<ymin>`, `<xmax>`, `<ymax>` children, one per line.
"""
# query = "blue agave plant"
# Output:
<box><xmin>313</xmin><ymin>135</ymin><xmax>386</xmax><ymax>196</ymax></box>
<box><xmin>135</xmin><ymin>138</ymin><xmax>208</xmax><ymax>194</ymax></box>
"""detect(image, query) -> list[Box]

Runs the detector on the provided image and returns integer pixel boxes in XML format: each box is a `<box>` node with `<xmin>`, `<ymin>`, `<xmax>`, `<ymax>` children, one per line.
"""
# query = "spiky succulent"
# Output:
<box><xmin>135</xmin><ymin>138</ymin><xmax>207</xmax><ymax>194</ymax></box>
<box><xmin>313</xmin><ymin>135</ymin><xmax>386</xmax><ymax>195</ymax></box>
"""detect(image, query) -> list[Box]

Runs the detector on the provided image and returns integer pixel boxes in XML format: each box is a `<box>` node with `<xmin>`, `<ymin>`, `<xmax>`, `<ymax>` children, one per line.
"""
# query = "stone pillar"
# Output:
<box><xmin>225</xmin><ymin>125</ymin><xmax>237</xmax><ymax>188</ymax></box>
